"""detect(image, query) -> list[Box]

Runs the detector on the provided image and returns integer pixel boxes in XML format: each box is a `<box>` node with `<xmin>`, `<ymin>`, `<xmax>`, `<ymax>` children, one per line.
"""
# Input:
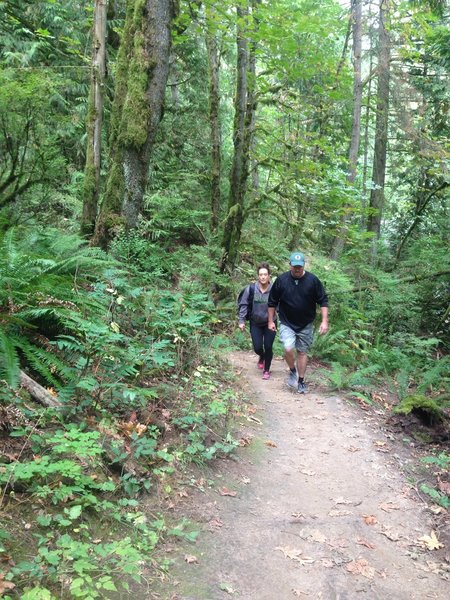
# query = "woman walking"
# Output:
<box><xmin>238</xmin><ymin>262</ymin><xmax>276</xmax><ymax>380</ymax></box>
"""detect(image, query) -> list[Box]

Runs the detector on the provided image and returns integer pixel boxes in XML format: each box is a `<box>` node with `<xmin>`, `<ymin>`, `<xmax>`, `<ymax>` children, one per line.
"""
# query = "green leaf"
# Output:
<box><xmin>67</xmin><ymin>505</ymin><xmax>82</xmax><ymax>520</ymax></box>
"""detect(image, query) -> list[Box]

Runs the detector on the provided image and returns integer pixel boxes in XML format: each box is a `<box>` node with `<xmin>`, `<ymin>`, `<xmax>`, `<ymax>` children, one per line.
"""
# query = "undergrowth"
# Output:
<box><xmin>0</xmin><ymin>227</ymin><xmax>243</xmax><ymax>598</ymax></box>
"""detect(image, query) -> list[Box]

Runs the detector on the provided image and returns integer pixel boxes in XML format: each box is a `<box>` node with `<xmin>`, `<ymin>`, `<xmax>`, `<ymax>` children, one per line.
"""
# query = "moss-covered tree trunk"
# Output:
<box><xmin>94</xmin><ymin>0</ymin><xmax>177</xmax><ymax>248</ymax></box>
<box><xmin>81</xmin><ymin>0</ymin><xmax>107</xmax><ymax>238</ymax></box>
<box><xmin>367</xmin><ymin>0</ymin><xmax>391</xmax><ymax>251</ymax></box>
<box><xmin>220</xmin><ymin>1</ymin><xmax>257</xmax><ymax>273</ymax></box>
<box><xmin>206</xmin><ymin>4</ymin><xmax>222</xmax><ymax>234</ymax></box>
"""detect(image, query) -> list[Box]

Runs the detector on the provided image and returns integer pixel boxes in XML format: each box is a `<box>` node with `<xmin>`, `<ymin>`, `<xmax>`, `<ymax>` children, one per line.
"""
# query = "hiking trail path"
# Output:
<box><xmin>151</xmin><ymin>351</ymin><xmax>449</xmax><ymax>600</ymax></box>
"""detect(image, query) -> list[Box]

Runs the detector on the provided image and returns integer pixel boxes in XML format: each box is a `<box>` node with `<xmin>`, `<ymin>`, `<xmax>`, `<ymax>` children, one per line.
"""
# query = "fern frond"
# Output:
<box><xmin>0</xmin><ymin>328</ymin><xmax>20</xmax><ymax>387</ymax></box>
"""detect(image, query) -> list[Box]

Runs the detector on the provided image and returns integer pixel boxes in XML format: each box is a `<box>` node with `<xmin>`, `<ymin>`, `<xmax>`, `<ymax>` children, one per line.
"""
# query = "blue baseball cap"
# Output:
<box><xmin>289</xmin><ymin>252</ymin><xmax>305</xmax><ymax>266</ymax></box>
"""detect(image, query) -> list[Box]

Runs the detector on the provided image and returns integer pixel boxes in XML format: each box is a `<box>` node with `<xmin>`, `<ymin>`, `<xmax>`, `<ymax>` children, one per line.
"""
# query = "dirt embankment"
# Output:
<box><xmin>151</xmin><ymin>352</ymin><xmax>449</xmax><ymax>600</ymax></box>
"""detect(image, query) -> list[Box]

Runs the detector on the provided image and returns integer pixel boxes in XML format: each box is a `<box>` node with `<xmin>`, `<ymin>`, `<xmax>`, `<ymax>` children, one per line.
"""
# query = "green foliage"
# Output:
<box><xmin>0</xmin><ymin>70</ymin><xmax>68</xmax><ymax>214</ymax></box>
<box><xmin>393</xmin><ymin>394</ymin><xmax>447</xmax><ymax>425</ymax></box>
<box><xmin>172</xmin><ymin>364</ymin><xmax>240</xmax><ymax>463</ymax></box>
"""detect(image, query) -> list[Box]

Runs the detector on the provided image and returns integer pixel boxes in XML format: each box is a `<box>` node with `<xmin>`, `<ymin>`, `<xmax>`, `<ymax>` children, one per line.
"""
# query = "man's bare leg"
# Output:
<box><xmin>284</xmin><ymin>347</ymin><xmax>296</xmax><ymax>371</ymax></box>
<box><xmin>297</xmin><ymin>352</ymin><xmax>308</xmax><ymax>379</ymax></box>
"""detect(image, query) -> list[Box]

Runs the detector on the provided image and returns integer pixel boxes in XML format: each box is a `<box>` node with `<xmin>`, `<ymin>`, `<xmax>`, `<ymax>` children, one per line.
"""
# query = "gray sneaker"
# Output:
<box><xmin>297</xmin><ymin>381</ymin><xmax>308</xmax><ymax>394</ymax></box>
<box><xmin>286</xmin><ymin>370</ymin><xmax>298</xmax><ymax>389</ymax></box>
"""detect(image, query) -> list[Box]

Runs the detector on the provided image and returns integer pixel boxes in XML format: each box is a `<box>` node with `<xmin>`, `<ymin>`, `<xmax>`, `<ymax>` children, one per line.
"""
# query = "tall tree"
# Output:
<box><xmin>205</xmin><ymin>2</ymin><xmax>222</xmax><ymax>233</ymax></box>
<box><xmin>331</xmin><ymin>0</ymin><xmax>363</xmax><ymax>259</ymax></box>
<box><xmin>367</xmin><ymin>0</ymin><xmax>391</xmax><ymax>248</ymax></box>
<box><xmin>220</xmin><ymin>1</ymin><xmax>257</xmax><ymax>272</ymax></box>
<box><xmin>94</xmin><ymin>0</ymin><xmax>177</xmax><ymax>247</ymax></box>
<box><xmin>81</xmin><ymin>0</ymin><xmax>107</xmax><ymax>237</ymax></box>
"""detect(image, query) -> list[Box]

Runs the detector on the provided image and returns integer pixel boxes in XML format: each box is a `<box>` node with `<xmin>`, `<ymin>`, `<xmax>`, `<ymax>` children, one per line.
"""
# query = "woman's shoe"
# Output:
<box><xmin>257</xmin><ymin>359</ymin><xmax>264</xmax><ymax>369</ymax></box>
<box><xmin>262</xmin><ymin>371</ymin><xmax>270</xmax><ymax>380</ymax></box>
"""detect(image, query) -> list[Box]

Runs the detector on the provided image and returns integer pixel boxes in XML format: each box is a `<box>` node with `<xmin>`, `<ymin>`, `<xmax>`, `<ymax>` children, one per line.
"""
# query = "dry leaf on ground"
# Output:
<box><xmin>328</xmin><ymin>509</ymin><xmax>351</xmax><ymax>517</ymax></box>
<box><xmin>307</xmin><ymin>530</ymin><xmax>327</xmax><ymax>544</ymax></box>
<box><xmin>418</xmin><ymin>531</ymin><xmax>444</xmax><ymax>551</ymax></box>
<box><xmin>363</xmin><ymin>515</ymin><xmax>378</xmax><ymax>525</ymax></box>
<box><xmin>276</xmin><ymin>546</ymin><xmax>303</xmax><ymax>561</ymax></box>
<box><xmin>208</xmin><ymin>518</ymin><xmax>224</xmax><ymax>530</ymax></box>
<box><xmin>357</xmin><ymin>538</ymin><xmax>376</xmax><ymax>549</ymax></box>
<box><xmin>184</xmin><ymin>555</ymin><xmax>198</xmax><ymax>564</ymax></box>
<box><xmin>219</xmin><ymin>487</ymin><xmax>237</xmax><ymax>497</ymax></box>
<box><xmin>347</xmin><ymin>446</ymin><xmax>361</xmax><ymax>452</ymax></box>
<box><xmin>334</xmin><ymin>497</ymin><xmax>354</xmax><ymax>505</ymax></box>
<box><xmin>0</xmin><ymin>573</ymin><xmax>15</xmax><ymax>594</ymax></box>
<box><xmin>300</xmin><ymin>469</ymin><xmax>316</xmax><ymax>476</ymax></box>
<box><xmin>239</xmin><ymin>436</ymin><xmax>252</xmax><ymax>447</ymax></box>
<box><xmin>437</xmin><ymin>479</ymin><xmax>450</xmax><ymax>495</ymax></box>
<box><xmin>380</xmin><ymin>527</ymin><xmax>402</xmax><ymax>542</ymax></box>
<box><xmin>265</xmin><ymin>440</ymin><xmax>277</xmax><ymax>448</ymax></box>
<box><xmin>346</xmin><ymin>558</ymin><xmax>375</xmax><ymax>579</ymax></box>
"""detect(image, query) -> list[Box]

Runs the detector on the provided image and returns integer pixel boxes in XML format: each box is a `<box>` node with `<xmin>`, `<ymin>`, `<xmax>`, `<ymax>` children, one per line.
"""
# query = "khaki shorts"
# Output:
<box><xmin>279</xmin><ymin>322</ymin><xmax>314</xmax><ymax>353</ymax></box>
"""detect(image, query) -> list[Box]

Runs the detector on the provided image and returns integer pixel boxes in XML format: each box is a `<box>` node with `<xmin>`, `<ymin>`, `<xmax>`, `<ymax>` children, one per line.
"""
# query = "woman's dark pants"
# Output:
<box><xmin>250</xmin><ymin>322</ymin><xmax>276</xmax><ymax>372</ymax></box>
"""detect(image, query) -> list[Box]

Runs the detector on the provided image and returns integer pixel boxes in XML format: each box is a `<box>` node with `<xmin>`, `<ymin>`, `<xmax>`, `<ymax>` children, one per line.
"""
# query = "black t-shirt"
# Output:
<box><xmin>268</xmin><ymin>271</ymin><xmax>328</xmax><ymax>332</ymax></box>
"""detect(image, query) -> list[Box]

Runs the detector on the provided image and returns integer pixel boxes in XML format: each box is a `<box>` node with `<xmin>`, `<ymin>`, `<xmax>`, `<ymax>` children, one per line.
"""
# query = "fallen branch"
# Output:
<box><xmin>19</xmin><ymin>370</ymin><xmax>60</xmax><ymax>408</ymax></box>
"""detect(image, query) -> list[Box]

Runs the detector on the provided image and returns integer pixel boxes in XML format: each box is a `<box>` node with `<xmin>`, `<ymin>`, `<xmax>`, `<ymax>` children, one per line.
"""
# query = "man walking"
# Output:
<box><xmin>267</xmin><ymin>252</ymin><xmax>328</xmax><ymax>393</ymax></box>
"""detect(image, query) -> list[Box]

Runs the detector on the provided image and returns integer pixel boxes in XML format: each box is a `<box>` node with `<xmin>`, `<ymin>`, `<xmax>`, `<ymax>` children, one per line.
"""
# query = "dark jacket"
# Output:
<box><xmin>268</xmin><ymin>271</ymin><xmax>328</xmax><ymax>332</ymax></box>
<box><xmin>238</xmin><ymin>282</ymin><xmax>273</xmax><ymax>326</ymax></box>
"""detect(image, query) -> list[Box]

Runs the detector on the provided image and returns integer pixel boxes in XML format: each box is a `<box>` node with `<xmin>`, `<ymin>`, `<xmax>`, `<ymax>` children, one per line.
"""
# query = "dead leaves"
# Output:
<box><xmin>276</xmin><ymin>546</ymin><xmax>315</xmax><ymax>566</ymax></box>
<box><xmin>117</xmin><ymin>420</ymin><xmax>147</xmax><ymax>438</ymax></box>
<box><xmin>299</xmin><ymin>469</ymin><xmax>316</xmax><ymax>477</ymax></box>
<box><xmin>363</xmin><ymin>515</ymin><xmax>378</xmax><ymax>526</ymax></box>
<box><xmin>265</xmin><ymin>440</ymin><xmax>277</xmax><ymax>448</ymax></box>
<box><xmin>418</xmin><ymin>531</ymin><xmax>444</xmax><ymax>551</ymax></box>
<box><xmin>184</xmin><ymin>554</ymin><xmax>198</xmax><ymax>564</ymax></box>
<box><xmin>0</xmin><ymin>573</ymin><xmax>15</xmax><ymax>595</ymax></box>
<box><xmin>346</xmin><ymin>558</ymin><xmax>375</xmax><ymax>579</ymax></box>
<box><xmin>219</xmin><ymin>487</ymin><xmax>237</xmax><ymax>497</ymax></box>
<box><xmin>357</xmin><ymin>538</ymin><xmax>376</xmax><ymax>550</ymax></box>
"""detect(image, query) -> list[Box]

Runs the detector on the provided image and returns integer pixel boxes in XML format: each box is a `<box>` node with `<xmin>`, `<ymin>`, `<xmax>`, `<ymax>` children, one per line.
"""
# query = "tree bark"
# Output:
<box><xmin>220</xmin><ymin>1</ymin><xmax>257</xmax><ymax>273</ymax></box>
<box><xmin>94</xmin><ymin>0</ymin><xmax>177</xmax><ymax>247</ymax></box>
<box><xmin>81</xmin><ymin>0</ymin><xmax>107</xmax><ymax>238</ymax></box>
<box><xmin>367</xmin><ymin>0</ymin><xmax>391</xmax><ymax>249</ymax></box>
<box><xmin>330</xmin><ymin>0</ymin><xmax>363</xmax><ymax>259</ymax></box>
<box><xmin>206</xmin><ymin>4</ymin><xmax>222</xmax><ymax>233</ymax></box>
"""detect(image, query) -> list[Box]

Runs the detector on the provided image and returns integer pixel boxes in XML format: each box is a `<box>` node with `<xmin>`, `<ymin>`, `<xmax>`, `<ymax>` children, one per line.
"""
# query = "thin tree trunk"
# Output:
<box><xmin>367</xmin><ymin>0</ymin><xmax>391</xmax><ymax>249</ymax></box>
<box><xmin>81</xmin><ymin>0</ymin><xmax>107</xmax><ymax>238</ymax></box>
<box><xmin>330</xmin><ymin>0</ymin><xmax>363</xmax><ymax>259</ymax></box>
<box><xmin>361</xmin><ymin>47</ymin><xmax>373</xmax><ymax>226</ymax></box>
<box><xmin>94</xmin><ymin>0</ymin><xmax>176</xmax><ymax>247</ymax></box>
<box><xmin>206</xmin><ymin>4</ymin><xmax>222</xmax><ymax>233</ymax></box>
<box><xmin>220</xmin><ymin>1</ymin><xmax>257</xmax><ymax>273</ymax></box>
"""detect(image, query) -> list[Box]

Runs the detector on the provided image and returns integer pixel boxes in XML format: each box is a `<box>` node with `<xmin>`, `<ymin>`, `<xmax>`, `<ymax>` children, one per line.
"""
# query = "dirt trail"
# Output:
<box><xmin>153</xmin><ymin>352</ymin><xmax>449</xmax><ymax>600</ymax></box>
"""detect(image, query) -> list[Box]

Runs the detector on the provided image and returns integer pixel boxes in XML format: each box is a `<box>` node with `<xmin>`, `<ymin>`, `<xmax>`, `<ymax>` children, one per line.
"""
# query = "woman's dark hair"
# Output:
<box><xmin>257</xmin><ymin>262</ymin><xmax>271</xmax><ymax>275</ymax></box>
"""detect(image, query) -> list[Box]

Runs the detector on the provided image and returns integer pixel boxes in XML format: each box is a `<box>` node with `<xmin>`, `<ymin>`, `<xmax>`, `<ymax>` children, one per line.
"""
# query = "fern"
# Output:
<box><xmin>0</xmin><ymin>328</ymin><xmax>20</xmax><ymax>386</ymax></box>
<box><xmin>417</xmin><ymin>356</ymin><xmax>450</xmax><ymax>394</ymax></box>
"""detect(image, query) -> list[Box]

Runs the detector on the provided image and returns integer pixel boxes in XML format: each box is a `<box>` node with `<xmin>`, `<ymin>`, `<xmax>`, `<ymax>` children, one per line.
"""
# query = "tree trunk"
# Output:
<box><xmin>330</xmin><ymin>0</ymin><xmax>363</xmax><ymax>259</ymax></box>
<box><xmin>367</xmin><ymin>0</ymin><xmax>391</xmax><ymax>248</ymax></box>
<box><xmin>81</xmin><ymin>0</ymin><xmax>107</xmax><ymax>238</ymax></box>
<box><xmin>206</xmin><ymin>4</ymin><xmax>222</xmax><ymax>233</ymax></box>
<box><xmin>94</xmin><ymin>0</ymin><xmax>176</xmax><ymax>247</ymax></box>
<box><xmin>220</xmin><ymin>1</ymin><xmax>257</xmax><ymax>273</ymax></box>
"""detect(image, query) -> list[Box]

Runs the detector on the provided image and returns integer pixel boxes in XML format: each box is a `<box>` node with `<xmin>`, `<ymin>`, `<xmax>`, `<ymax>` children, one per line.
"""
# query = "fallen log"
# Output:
<box><xmin>19</xmin><ymin>370</ymin><xmax>61</xmax><ymax>408</ymax></box>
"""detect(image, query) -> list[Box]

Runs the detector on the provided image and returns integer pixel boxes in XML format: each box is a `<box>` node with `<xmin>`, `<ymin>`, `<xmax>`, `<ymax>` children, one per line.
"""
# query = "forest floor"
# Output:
<box><xmin>149</xmin><ymin>351</ymin><xmax>449</xmax><ymax>600</ymax></box>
